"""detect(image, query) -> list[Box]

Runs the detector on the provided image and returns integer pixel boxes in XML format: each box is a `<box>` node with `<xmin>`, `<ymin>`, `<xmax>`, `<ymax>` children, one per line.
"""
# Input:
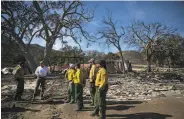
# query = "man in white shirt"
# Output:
<box><xmin>32</xmin><ymin>61</ymin><xmax>50</xmax><ymax>100</ymax></box>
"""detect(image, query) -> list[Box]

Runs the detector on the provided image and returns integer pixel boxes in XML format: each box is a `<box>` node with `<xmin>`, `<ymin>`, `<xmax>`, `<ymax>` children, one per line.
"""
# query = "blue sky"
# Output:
<box><xmin>31</xmin><ymin>1</ymin><xmax>184</xmax><ymax>54</ymax></box>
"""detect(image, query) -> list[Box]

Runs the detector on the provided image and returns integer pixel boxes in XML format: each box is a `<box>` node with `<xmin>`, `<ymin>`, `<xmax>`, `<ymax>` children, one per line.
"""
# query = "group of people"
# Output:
<box><xmin>13</xmin><ymin>58</ymin><xmax>109</xmax><ymax>119</ymax></box>
<box><xmin>13</xmin><ymin>61</ymin><xmax>50</xmax><ymax>101</ymax></box>
<box><xmin>64</xmin><ymin>58</ymin><xmax>109</xmax><ymax>119</ymax></box>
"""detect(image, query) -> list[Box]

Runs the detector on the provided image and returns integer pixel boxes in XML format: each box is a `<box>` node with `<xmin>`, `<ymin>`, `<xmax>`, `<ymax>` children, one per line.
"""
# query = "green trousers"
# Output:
<box><xmin>93</xmin><ymin>84</ymin><xmax>108</xmax><ymax>119</ymax></box>
<box><xmin>67</xmin><ymin>81</ymin><xmax>75</xmax><ymax>102</ymax></box>
<box><xmin>14</xmin><ymin>78</ymin><xmax>24</xmax><ymax>100</ymax></box>
<box><xmin>90</xmin><ymin>82</ymin><xmax>96</xmax><ymax>105</ymax></box>
<box><xmin>75</xmin><ymin>83</ymin><xmax>83</xmax><ymax>109</ymax></box>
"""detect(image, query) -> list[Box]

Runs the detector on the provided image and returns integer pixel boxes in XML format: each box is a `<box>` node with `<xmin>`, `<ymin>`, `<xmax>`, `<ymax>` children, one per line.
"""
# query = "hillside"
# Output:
<box><xmin>116</xmin><ymin>51</ymin><xmax>145</xmax><ymax>64</ymax></box>
<box><xmin>28</xmin><ymin>46</ymin><xmax>146</xmax><ymax>64</ymax></box>
<box><xmin>2</xmin><ymin>43</ymin><xmax>145</xmax><ymax>68</ymax></box>
<box><xmin>28</xmin><ymin>44</ymin><xmax>60</xmax><ymax>58</ymax></box>
<box><xmin>1</xmin><ymin>43</ymin><xmax>60</xmax><ymax>68</ymax></box>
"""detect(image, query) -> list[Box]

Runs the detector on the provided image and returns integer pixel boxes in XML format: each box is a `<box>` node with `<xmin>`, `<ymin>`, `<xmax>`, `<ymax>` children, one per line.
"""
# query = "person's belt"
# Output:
<box><xmin>38</xmin><ymin>76</ymin><xmax>46</xmax><ymax>78</ymax></box>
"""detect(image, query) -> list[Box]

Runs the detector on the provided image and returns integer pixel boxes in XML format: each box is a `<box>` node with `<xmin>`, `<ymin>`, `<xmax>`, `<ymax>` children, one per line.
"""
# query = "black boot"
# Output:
<box><xmin>75</xmin><ymin>108</ymin><xmax>82</xmax><ymax>111</ymax></box>
<box><xmin>65</xmin><ymin>100</ymin><xmax>70</xmax><ymax>103</ymax></box>
<box><xmin>14</xmin><ymin>95</ymin><xmax>18</xmax><ymax>101</ymax></box>
<box><xmin>40</xmin><ymin>96</ymin><xmax>44</xmax><ymax>100</ymax></box>
<box><xmin>32</xmin><ymin>94</ymin><xmax>36</xmax><ymax>101</ymax></box>
<box><xmin>17</xmin><ymin>97</ymin><xmax>22</xmax><ymax>101</ymax></box>
<box><xmin>90</xmin><ymin>112</ymin><xmax>97</xmax><ymax>117</ymax></box>
<box><xmin>90</xmin><ymin>112</ymin><xmax>99</xmax><ymax>117</ymax></box>
<box><xmin>90</xmin><ymin>103</ymin><xmax>94</xmax><ymax>106</ymax></box>
<box><xmin>11</xmin><ymin>103</ymin><xmax>16</xmax><ymax>108</ymax></box>
<box><xmin>40</xmin><ymin>93</ymin><xmax>44</xmax><ymax>100</ymax></box>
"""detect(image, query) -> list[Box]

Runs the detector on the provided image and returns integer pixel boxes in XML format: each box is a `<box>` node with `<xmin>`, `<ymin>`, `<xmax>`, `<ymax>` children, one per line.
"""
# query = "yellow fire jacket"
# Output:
<box><xmin>95</xmin><ymin>67</ymin><xmax>108</xmax><ymax>89</ymax></box>
<box><xmin>74</xmin><ymin>69</ymin><xmax>84</xmax><ymax>85</ymax></box>
<box><xmin>89</xmin><ymin>64</ymin><xmax>97</xmax><ymax>82</ymax></box>
<box><xmin>65</xmin><ymin>69</ymin><xmax>75</xmax><ymax>81</ymax></box>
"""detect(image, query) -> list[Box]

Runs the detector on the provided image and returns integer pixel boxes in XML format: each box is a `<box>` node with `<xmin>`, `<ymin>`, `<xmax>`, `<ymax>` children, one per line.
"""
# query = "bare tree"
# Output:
<box><xmin>127</xmin><ymin>21</ymin><xmax>176</xmax><ymax>72</ymax></box>
<box><xmin>2</xmin><ymin>1</ymin><xmax>94</xmax><ymax>72</ymax></box>
<box><xmin>1</xmin><ymin>2</ymin><xmax>38</xmax><ymax>71</ymax></box>
<box><xmin>98</xmin><ymin>12</ymin><xmax>125</xmax><ymax>73</ymax></box>
<box><xmin>32</xmin><ymin>1</ymin><xmax>95</xmax><ymax>65</ymax></box>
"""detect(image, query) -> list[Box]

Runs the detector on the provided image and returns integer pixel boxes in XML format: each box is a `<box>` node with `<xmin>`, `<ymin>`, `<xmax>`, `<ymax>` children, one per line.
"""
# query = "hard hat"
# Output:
<box><xmin>69</xmin><ymin>64</ymin><xmax>74</xmax><ymax>68</ymax></box>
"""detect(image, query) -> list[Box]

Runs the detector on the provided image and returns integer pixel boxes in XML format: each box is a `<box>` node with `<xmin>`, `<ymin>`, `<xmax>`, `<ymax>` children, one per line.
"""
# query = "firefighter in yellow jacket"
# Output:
<box><xmin>90</xmin><ymin>60</ymin><xmax>108</xmax><ymax>119</ymax></box>
<box><xmin>74</xmin><ymin>63</ymin><xmax>85</xmax><ymax>111</ymax></box>
<box><xmin>65</xmin><ymin>64</ymin><xmax>76</xmax><ymax>104</ymax></box>
<box><xmin>89</xmin><ymin>58</ymin><xmax>98</xmax><ymax>106</ymax></box>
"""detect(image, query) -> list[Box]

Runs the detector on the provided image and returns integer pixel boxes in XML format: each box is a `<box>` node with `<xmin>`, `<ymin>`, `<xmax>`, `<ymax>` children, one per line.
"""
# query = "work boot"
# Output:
<box><xmin>11</xmin><ymin>104</ymin><xmax>16</xmax><ymax>108</ymax></box>
<box><xmin>90</xmin><ymin>103</ymin><xmax>94</xmax><ymax>106</ymax></box>
<box><xmin>17</xmin><ymin>96</ymin><xmax>23</xmax><ymax>101</ymax></box>
<box><xmin>81</xmin><ymin>104</ymin><xmax>84</xmax><ymax>108</ymax></box>
<box><xmin>32</xmin><ymin>94</ymin><xmax>36</xmax><ymax>101</ymax></box>
<box><xmin>32</xmin><ymin>96</ymin><xmax>36</xmax><ymax>101</ymax></box>
<box><xmin>40</xmin><ymin>96</ymin><xmax>44</xmax><ymax>100</ymax></box>
<box><xmin>98</xmin><ymin>116</ymin><xmax>105</xmax><ymax>119</ymax></box>
<box><xmin>40</xmin><ymin>94</ymin><xmax>44</xmax><ymax>100</ymax></box>
<box><xmin>65</xmin><ymin>99</ymin><xmax>70</xmax><ymax>103</ymax></box>
<box><xmin>98</xmin><ymin>117</ymin><xmax>103</xmax><ymax>119</ymax></box>
<box><xmin>69</xmin><ymin>100</ymin><xmax>75</xmax><ymax>104</ymax></box>
<box><xmin>90</xmin><ymin>112</ymin><xmax>98</xmax><ymax>117</ymax></box>
<box><xmin>14</xmin><ymin>94</ymin><xmax>19</xmax><ymax>101</ymax></box>
<box><xmin>14</xmin><ymin>97</ymin><xmax>18</xmax><ymax>101</ymax></box>
<box><xmin>75</xmin><ymin>108</ymin><xmax>82</xmax><ymax>111</ymax></box>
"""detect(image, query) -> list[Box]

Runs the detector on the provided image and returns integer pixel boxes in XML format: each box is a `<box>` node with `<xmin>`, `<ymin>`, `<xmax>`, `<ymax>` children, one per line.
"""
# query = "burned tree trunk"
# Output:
<box><xmin>118</xmin><ymin>48</ymin><xmax>125</xmax><ymax>73</ymax></box>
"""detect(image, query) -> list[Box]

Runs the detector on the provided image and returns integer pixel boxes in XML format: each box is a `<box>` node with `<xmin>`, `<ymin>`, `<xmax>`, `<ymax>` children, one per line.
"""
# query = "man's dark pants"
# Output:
<box><xmin>33</xmin><ymin>77</ymin><xmax>46</xmax><ymax>99</ymax></box>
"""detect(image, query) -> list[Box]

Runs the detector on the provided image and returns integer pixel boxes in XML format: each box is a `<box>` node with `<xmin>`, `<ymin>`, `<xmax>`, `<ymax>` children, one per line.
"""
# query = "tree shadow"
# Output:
<box><xmin>106</xmin><ymin>112</ymin><xmax>172</xmax><ymax>119</ymax></box>
<box><xmin>82</xmin><ymin>100</ymin><xmax>141</xmax><ymax>112</ymax></box>
<box><xmin>107</xmin><ymin>100</ymin><xmax>143</xmax><ymax>105</ymax></box>
<box><xmin>1</xmin><ymin>107</ymin><xmax>40</xmax><ymax>112</ymax></box>
<box><xmin>82</xmin><ymin>105</ymin><xmax>135</xmax><ymax>112</ymax></box>
<box><xmin>19</xmin><ymin>99</ymin><xmax>64</xmax><ymax>105</ymax></box>
<box><xmin>107</xmin><ymin>105</ymin><xmax>135</xmax><ymax>111</ymax></box>
<box><xmin>83</xmin><ymin>100</ymin><xmax>143</xmax><ymax>106</ymax></box>
<box><xmin>33</xmin><ymin>99</ymin><xmax>64</xmax><ymax>104</ymax></box>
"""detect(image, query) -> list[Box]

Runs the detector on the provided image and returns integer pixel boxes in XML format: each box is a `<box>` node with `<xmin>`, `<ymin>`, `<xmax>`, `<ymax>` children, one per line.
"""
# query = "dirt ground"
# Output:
<box><xmin>1</xmin><ymin>74</ymin><xmax>184</xmax><ymax>119</ymax></box>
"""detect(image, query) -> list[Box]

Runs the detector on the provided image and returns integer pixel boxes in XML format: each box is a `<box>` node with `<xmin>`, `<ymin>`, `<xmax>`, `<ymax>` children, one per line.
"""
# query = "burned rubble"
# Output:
<box><xmin>2</xmin><ymin>71</ymin><xmax>184</xmax><ymax>103</ymax></box>
<box><xmin>1</xmin><ymin>70</ymin><xmax>184</xmax><ymax>119</ymax></box>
